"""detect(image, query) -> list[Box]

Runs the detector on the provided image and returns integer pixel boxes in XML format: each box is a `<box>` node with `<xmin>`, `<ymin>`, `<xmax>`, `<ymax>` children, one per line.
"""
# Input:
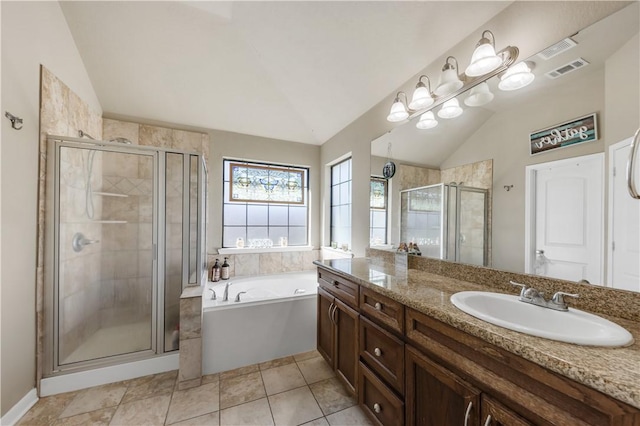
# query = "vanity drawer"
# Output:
<box><xmin>360</xmin><ymin>287</ymin><xmax>404</xmax><ymax>334</ymax></box>
<box><xmin>318</xmin><ymin>269</ymin><xmax>359</xmax><ymax>310</ymax></box>
<box><xmin>360</xmin><ymin>316</ymin><xmax>404</xmax><ymax>395</ymax></box>
<box><xmin>359</xmin><ymin>362</ymin><xmax>404</xmax><ymax>426</ymax></box>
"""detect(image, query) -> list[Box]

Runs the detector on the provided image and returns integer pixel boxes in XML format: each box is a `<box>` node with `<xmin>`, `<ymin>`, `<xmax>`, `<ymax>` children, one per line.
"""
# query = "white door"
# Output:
<box><xmin>608</xmin><ymin>139</ymin><xmax>640</xmax><ymax>291</ymax></box>
<box><xmin>526</xmin><ymin>154</ymin><xmax>604</xmax><ymax>283</ymax></box>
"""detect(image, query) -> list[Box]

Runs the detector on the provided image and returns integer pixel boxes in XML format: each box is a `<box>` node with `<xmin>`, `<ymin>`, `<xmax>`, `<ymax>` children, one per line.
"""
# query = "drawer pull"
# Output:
<box><xmin>484</xmin><ymin>415</ymin><xmax>492</xmax><ymax>426</ymax></box>
<box><xmin>464</xmin><ymin>401</ymin><xmax>473</xmax><ymax>426</ymax></box>
<box><xmin>332</xmin><ymin>280</ymin><xmax>339</xmax><ymax>287</ymax></box>
<box><xmin>374</xmin><ymin>302</ymin><xmax>382</xmax><ymax>311</ymax></box>
<box><xmin>373</xmin><ymin>403</ymin><xmax>381</xmax><ymax>414</ymax></box>
<box><xmin>374</xmin><ymin>347</ymin><xmax>382</xmax><ymax>357</ymax></box>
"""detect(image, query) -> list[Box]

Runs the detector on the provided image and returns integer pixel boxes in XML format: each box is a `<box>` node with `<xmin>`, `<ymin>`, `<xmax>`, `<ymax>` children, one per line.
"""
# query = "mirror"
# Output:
<box><xmin>370</xmin><ymin>3</ymin><xmax>640</xmax><ymax>289</ymax></box>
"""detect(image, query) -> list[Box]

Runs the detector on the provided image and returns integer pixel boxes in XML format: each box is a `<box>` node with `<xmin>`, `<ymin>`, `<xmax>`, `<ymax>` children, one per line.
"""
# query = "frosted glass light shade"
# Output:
<box><xmin>438</xmin><ymin>98</ymin><xmax>463</xmax><ymax>119</ymax></box>
<box><xmin>387</xmin><ymin>100</ymin><xmax>409</xmax><ymax>122</ymax></box>
<box><xmin>416</xmin><ymin>111</ymin><xmax>438</xmax><ymax>129</ymax></box>
<box><xmin>498</xmin><ymin>62</ymin><xmax>535</xmax><ymax>91</ymax></box>
<box><xmin>409</xmin><ymin>85</ymin><xmax>434</xmax><ymax>110</ymax></box>
<box><xmin>435</xmin><ymin>69</ymin><xmax>463</xmax><ymax>97</ymax></box>
<box><xmin>466</xmin><ymin>43</ymin><xmax>502</xmax><ymax>77</ymax></box>
<box><xmin>464</xmin><ymin>82</ymin><xmax>494</xmax><ymax>107</ymax></box>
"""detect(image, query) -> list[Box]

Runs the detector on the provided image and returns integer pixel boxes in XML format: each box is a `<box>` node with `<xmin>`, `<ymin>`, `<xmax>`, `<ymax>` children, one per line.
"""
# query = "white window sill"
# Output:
<box><xmin>321</xmin><ymin>246</ymin><xmax>354</xmax><ymax>258</ymax></box>
<box><xmin>218</xmin><ymin>246</ymin><xmax>313</xmax><ymax>255</ymax></box>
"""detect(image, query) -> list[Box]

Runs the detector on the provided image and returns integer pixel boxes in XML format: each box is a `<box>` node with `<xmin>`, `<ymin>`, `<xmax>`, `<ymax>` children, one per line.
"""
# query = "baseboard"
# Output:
<box><xmin>40</xmin><ymin>353</ymin><xmax>179</xmax><ymax>396</ymax></box>
<box><xmin>1</xmin><ymin>388</ymin><xmax>38</xmax><ymax>426</ymax></box>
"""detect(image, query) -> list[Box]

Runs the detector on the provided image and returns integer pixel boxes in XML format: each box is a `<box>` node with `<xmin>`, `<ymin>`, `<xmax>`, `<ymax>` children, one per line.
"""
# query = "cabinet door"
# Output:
<box><xmin>481</xmin><ymin>396</ymin><xmax>533</xmax><ymax>426</ymax></box>
<box><xmin>406</xmin><ymin>345</ymin><xmax>481</xmax><ymax>426</ymax></box>
<box><xmin>334</xmin><ymin>297</ymin><xmax>359</xmax><ymax>395</ymax></box>
<box><xmin>317</xmin><ymin>287</ymin><xmax>335</xmax><ymax>368</ymax></box>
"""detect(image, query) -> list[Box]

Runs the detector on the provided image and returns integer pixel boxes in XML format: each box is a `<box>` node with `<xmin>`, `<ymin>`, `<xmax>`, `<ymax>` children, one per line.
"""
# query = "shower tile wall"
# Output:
<box><xmin>441</xmin><ymin>159</ymin><xmax>493</xmax><ymax>265</ymax></box>
<box><xmin>38</xmin><ymin>66</ymin><xmax>104</xmax><ymax>371</ymax></box>
<box><xmin>396</xmin><ymin>164</ymin><xmax>441</xmax><ymax>191</ymax></box>
<box><xmin>102</xmin><ymin>119</ymin><xmax>209</xmax><ymax>350</ymax></box>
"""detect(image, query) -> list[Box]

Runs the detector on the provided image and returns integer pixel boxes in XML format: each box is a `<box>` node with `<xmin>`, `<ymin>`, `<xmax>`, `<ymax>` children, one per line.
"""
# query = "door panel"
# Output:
<box><xmin>532</xmin><ymin>155</ymin><xmax>603</xmax><ymax>283</ymax></box>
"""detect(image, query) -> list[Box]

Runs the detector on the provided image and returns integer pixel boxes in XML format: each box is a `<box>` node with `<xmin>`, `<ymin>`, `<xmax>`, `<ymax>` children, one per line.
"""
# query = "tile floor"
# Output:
<box><xmin>18</xmin><ymin>350</ymin><xmax>374</xmax><ymax>426</ymax></box>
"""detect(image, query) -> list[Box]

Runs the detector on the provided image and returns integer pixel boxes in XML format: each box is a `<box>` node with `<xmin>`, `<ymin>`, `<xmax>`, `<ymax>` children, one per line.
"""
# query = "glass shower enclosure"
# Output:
<box><xmin>400</xmin><ymin>183</ymin><xmax>488</xmax><ymax>266</ymax></box>
<box><xmin>44</xmin><ymin>136</ymin><xmax>207</xmax><ymax>375</ymax></box>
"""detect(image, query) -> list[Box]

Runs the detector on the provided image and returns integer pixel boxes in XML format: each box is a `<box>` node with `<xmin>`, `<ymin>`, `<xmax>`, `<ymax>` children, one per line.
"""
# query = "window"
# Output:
<box><xmin>370</xmin><ymin>177</ymin><xmax>387</xmax><ymax>245</ymax></box>
<box><xmin>330</xmin><ymin>158</ymin><xmax>351</xmax><ymax>250</ymax></box>
<box><xmin>223</xmin><ymin>160</ymin><xmax>308</xmax><ymax>247</ymax></box>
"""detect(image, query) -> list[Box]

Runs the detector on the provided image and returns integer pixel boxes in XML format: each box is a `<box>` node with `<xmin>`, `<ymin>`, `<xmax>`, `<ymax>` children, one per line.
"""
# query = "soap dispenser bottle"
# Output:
<box><xmin>221</xmin><ymin>257</ymin><xmax>230</xmax><ymax>280</ymax></box>
<box><xmin>211</xmin><ymin>259</ymin><xmax>221</xmax><ymax>282</ymax></box>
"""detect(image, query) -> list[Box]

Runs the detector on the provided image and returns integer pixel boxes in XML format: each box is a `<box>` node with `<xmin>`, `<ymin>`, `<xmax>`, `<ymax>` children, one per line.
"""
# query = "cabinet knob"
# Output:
<box><xmin>374</xmin><ymin>302</ymin><xmax>382</xmax><ymax>311</ymax></box>
<box><xmin>373</xmin><ymin>403</ymin><xmax>381</xmax><ymax>414</ymax></box>
<box><xmin>332</xmin><ymin>280</ymin><xmax>339</xmax><ymax>287</ymax></box>
<box><xmin>374</xmin><ymin>347</ymin><xmax>382</xmax><ymax>357</ymax></box>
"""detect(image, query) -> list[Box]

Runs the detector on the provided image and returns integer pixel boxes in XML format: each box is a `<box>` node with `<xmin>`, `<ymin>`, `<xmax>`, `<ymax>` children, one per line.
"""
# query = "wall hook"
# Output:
<box><xmin>5</xmin><ymin>111</ymin><xmax>23</xmax><ymax>130</ymax></box>
<box><xmin>504</xmin><ymin>185</ymin><xmax>514</xmax><ymax>191</ymax></box>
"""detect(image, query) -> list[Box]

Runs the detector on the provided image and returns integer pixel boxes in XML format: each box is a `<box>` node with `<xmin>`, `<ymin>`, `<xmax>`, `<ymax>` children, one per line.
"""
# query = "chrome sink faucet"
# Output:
<box><xmin>510</xmin><ymin>281</ymin><xmax>579</xmax><ymax>311</ymax></box>
<box><xmin>223</xmin><ymin>282</ymin><xmax>233</xmax><ymax>301</ymax></box>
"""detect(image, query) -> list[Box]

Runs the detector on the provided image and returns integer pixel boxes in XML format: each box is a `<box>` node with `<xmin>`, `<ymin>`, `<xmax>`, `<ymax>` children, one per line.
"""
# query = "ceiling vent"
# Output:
<box><xmin>545</xmin><ymin>58</ymin><xmax>590</xmax><ymax>79</ymax></box>
<box><xmin>537</xmin><ymin>37</ymin><xmax>578</xmax><ymax>60</ymax></box>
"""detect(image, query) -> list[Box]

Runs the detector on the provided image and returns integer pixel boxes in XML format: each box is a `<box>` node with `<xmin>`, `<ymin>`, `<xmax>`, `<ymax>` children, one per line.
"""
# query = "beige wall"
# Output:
<box><xmin>320</xmin><ymin>1</ymin><xmax>627</xmax><ymax>258</ymax></box>
<box><xmin>1</xmin><ymin>1</ymin><xmax>101</xmax><ymax>416</ymax></box>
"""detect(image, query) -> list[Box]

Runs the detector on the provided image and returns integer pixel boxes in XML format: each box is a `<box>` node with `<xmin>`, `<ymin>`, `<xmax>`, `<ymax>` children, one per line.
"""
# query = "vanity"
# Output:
<box><xmin>315</xmin><ymin>255</ymin><xmax>640</xmax><ymax>426</ymax></box>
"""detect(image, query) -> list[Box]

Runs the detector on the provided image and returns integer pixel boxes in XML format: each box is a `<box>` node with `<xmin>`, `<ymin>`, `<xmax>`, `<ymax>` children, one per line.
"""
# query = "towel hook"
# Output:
<box><xmin>5</xmin><ymin>111</ymin><xmax>23</xmax><ymax>130</ymax></box>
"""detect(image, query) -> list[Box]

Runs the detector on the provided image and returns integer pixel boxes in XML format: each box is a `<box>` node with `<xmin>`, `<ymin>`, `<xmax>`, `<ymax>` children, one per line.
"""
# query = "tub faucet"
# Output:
<box><xmin>223</xmin><ymin>282</ymin><xmax>233</xmax><ymax>301</ymax></box>
<box><xmin>208</xmin><ymin>288</ymin><xmax>217</xmax><ymax>300</ymax></box>
<box><xmin>234</xmin><ymin>291</ymin><xmax>247</xmax><ymax>302</ymax></box>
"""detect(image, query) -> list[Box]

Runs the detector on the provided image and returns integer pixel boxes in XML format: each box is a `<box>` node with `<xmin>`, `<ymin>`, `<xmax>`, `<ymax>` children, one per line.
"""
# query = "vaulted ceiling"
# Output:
<box><xmin>60</xmin><ymin>1</ymin><xmax>511</xmax><ymax>144</ymax></box>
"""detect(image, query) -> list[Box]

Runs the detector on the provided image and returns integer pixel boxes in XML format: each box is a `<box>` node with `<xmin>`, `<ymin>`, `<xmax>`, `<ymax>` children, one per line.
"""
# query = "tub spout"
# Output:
<box><xmin>234</xmin><ymin>291</ymin><xmax>247</xmax><ymax>302</ymax></box>
<box><xmin>223</xmin><ymin>282</ymin><xmax>233</xmax><ymax>301</ymax></box>
<box><xmin>294</xmin><ymin>288</ymin><xmax>306</xmax><ymax>295</ymax></box>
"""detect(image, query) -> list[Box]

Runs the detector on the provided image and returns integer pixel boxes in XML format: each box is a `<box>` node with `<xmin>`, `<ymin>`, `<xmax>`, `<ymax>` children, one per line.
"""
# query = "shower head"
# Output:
<box><xmin>109</xmin><ymin>137</ymin><xmax>132</xmax><ymax>145</ymax></box>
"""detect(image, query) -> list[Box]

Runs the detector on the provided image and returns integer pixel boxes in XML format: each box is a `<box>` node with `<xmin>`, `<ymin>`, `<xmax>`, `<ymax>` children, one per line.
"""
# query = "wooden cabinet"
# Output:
<box><xmin>481</xmin><ymin>396</ymin><xmax>533</xmax><ymax>426</ymax></box>
<box><xmin>360</xmin><ymin>316</ymin><xmax>404</xmax><ymax>395</ymax></box>
<box><xmin>360</xmin><ymin>362</ymin><xmax>404</xmax><ymax>426</ymax></box>
<box><xmin>406</xmin><ymin>345</ymin><xmax>480</xmax><ymax>426</ymax></box>
<box><xmin>317</xmin><ymin>273</ymin><xmax>359</xmax><ymax>395</ymax></box>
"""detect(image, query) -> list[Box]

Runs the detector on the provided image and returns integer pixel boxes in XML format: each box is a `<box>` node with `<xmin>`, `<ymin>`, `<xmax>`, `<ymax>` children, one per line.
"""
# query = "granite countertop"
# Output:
<box><xmin>314</xmin><ymin>257</ymin><xmax>640</xmax><ymax>410</ymax></box>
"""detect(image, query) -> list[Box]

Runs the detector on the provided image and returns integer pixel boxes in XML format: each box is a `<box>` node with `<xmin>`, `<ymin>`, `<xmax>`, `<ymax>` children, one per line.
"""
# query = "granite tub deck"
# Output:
<box><xmin>314</xmin><ymin>257</ymin><xmax>640</xmax><ymax>410</ymax></box>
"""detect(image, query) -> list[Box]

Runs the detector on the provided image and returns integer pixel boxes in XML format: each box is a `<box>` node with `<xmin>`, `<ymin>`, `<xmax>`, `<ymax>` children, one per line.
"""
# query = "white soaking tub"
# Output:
<box><xmin>202</xmin><ymin>271</ymin><xmax>318</xmax><ymax>374</ymax></box>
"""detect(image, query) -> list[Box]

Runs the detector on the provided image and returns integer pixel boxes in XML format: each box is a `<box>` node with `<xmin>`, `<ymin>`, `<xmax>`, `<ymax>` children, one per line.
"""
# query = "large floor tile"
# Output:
<box><xmin>219</xmin><ymin>397</ymin><xmax>274</xmax><ymax>426</ymax></box>
<box><xmin>268</xmin><ymin>386</ymin><xmax>324</xmax><ymax>426</ymax></box>
<box><xmin>109</xmin><ymin>393</ymin><xmax>171</xmax><ymax>426</ymax></box>
<box><xmin>219</xmin><ymin>371</ymin><xmax>266</xmax><ymax>409</ymax></box>
<box><xmin>219</xmin><ymin>364</ymin><xmax>259</xmax><ymax>381</ymax></box>
<box><xmin>297</xmin><ymin>357</ymin><xmax>335</xmax><ymax>384</ymax></box>
<box><xmin>59</xmin><ymin>382</ymin><xmax>128</xmax><ymax>418</ymax></box>
<box><xmin>52</xmin><ymin>407</ymin><xmax>116</xmax><ymax>425</ymax></box>
<box><xmin>259</xmin><ymin>356</ymin><xmax>295</xmax><ymax>371</ymax></box>
<box><xmin>17</xmin><ymin>391</ymin><xmax>79</xmax><ymax>426</ymax></box>
<box><xmin>309</xmin><ymin>377</ymin><xmax>357</xmax><ymax>415</ymax></box>
<box><xmin>165</xmin><ymin>382</ymin><xmax>220</xmax><ymax>424</ymax></box>
<box><xmin>300</xmin><ymin>418</ymin><xmax>330</xmax><ymax>426</ymax></box>
<box><xmin>171</xmin><ymin>411</ymin><xmax>220</xmax><ymax>425</ymax></box>
<box><xmin>325</xmin><ymin>406</ymin><xmax>374</xmax><ymax>425</ymax></box>
<box><xmin>122</xmin><ymin>370</ymin><xmax>177</xmax><ymax>403</ymax></box>
<box><xmin>261</xmin><ymin>363</ymin><xmax>306</xmax><ymax>395</ymax></box>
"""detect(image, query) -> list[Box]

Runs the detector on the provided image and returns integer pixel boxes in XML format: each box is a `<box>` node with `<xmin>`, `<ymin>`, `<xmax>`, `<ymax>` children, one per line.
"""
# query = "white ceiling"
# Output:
<box><xmin>60</xmin><ymin>1</ymin><xmax>511</xmax><ymax>145</ymax></box>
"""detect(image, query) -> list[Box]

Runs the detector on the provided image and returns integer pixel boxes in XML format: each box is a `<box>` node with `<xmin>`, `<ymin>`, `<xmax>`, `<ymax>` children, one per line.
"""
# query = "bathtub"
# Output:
<box><xmin>202</xmin><ymin>271</ymin><xmax>318</xmax><ymax>374</ymax></box>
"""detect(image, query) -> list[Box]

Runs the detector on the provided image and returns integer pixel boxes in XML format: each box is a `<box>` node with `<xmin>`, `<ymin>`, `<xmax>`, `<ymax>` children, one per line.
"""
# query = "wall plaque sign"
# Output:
<box><xmin>529</xmin><ymin>113</ymin><xmax>598</xmax><ymax>155</ymax></box>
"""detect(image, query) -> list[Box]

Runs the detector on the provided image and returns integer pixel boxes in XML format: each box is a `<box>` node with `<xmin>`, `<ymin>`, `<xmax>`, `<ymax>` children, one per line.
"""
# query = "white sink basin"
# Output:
<box><xmin>450</xmin><ymin>291</ymin><xmax>634</xmax><ymax>347</ymax></box>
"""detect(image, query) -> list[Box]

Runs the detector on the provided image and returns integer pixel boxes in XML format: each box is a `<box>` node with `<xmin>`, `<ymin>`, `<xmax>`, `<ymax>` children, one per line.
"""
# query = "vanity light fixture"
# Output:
<box><xmin>438</xmin><ymin>98</ymin><xmax>463</xmax><ymax>119</ymax></box>
<box><xmin>498</xmin><ymin>61</ymin><xmax>535</xmax><ymax>91</ymax></box>
<box><xmin>386</xmin><ymin>91</ymin><xmax>410</xmax><ymax>122</ymax></box>
<box><xmin>465</xmin><ymin>30</ymin><xmax>503</xmax><ymax>77</ymax></box>
<box><xmin>434</xmin><ymin>56</ymin><xmax>464</xmax><ymax>97</ymax></box>
<box><xmin>464</xmin><ymin>82</ymin><xmax>494</xmax><ymax>107</ymax></box>
<box><xmin>416</xmin><ymin>111</ymin><xmax>438</xmax><ymax>129</ymax></box>
<box><xmin>408</xmin><ymin>75</ymin><xmax>435</xmax><ymax>110</ymax></box>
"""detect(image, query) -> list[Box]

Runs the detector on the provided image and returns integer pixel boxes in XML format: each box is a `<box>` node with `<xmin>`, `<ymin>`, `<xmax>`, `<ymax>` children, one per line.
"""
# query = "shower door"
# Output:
<box><xmin>51</xmin><ymin>143</ymin><xmax>158</xmax><ymax>369</ymax></box>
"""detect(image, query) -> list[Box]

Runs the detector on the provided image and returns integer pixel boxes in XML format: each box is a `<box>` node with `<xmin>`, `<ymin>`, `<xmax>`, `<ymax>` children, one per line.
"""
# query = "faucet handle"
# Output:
<box><xmin>234</xmin><ymin>291</ymin><xmax>247</xmax><ymax>302</ymax></box>
<box><xmin>209</xmin><ymin>288</ymin><xmax>217</xmax><ymax>300</ymax></box>
<box><xmin>551</xmin><ymin>291</ymin><xmax>579</xmax><ymax>308</ymax></box>
<box><xmin>509</xmin><ymin>281</ymin><xmax>528</xmax><ymax>297</ymax></box>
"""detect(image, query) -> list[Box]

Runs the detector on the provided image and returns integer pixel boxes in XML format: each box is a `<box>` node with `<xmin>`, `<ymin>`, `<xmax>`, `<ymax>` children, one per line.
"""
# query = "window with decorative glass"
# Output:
<box><xmin>223</xmin><ymin>160</ymin><xmax>309</xmax><ymax>247</ymax></box>
<box><xmin>330</xmin><ymin>158</ymin><xmax>352</xmax><ymax>250</ymax></box>
<box><xmin>370</xmin><ymin>177</ymin><xmax>387</xmax><ymax>245</ymax></box>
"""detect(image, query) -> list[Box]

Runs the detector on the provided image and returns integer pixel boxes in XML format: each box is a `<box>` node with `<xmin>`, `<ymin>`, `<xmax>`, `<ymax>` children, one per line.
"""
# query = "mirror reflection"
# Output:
<box><xmin>370</xmin><ymin>3</ymin><xmax>640</xmax><ymax>291</ymax></box>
